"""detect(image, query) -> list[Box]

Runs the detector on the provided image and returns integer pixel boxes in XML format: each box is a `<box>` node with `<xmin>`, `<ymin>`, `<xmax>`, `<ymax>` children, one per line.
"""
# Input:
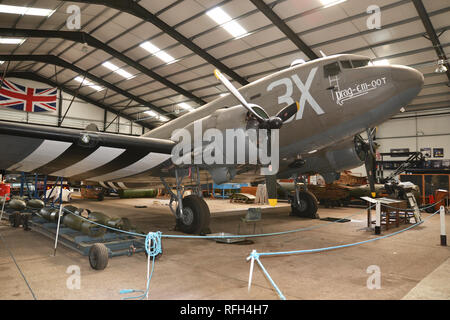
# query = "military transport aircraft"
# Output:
<box><xmin>0</xmin><ymin>54</ymin><xmax>424</xmax><ymax>234</ymax></box>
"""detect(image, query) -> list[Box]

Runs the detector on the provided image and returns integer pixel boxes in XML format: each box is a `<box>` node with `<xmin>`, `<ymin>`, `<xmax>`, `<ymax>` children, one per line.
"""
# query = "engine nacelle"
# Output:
<box><xmin>280</xmin><ymin>137</ymin><xmax>365</xmax><ymax>183</ymax></box>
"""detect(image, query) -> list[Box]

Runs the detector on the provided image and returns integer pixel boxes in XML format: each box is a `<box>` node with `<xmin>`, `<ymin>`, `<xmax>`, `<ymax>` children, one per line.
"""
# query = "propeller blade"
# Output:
<box><xmin>214</xmin><ymin>69</ymin><xmax>267</xmax><ymax>122</ymax></box>
<box><xmin>365</xmin><ymin>153</ymin><xmax>377</xmax><ymax>198</ymax></box>
<box><xmin>275</xmin><ymin>102</ymin><xmax>299</xmax><ymax>122</ymax></box>
<box><xmin>265</xmin><ymin>174</ymin><xmax>278</xmax><ymax>206</ymax></box>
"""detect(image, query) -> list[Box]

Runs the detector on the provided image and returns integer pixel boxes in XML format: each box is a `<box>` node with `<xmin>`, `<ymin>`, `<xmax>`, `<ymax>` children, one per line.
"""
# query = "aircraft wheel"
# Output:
<box><xmin>291</xmin><ymin>191</ymin><xmax>319</xmax><ymax>219</ymax></box>
<box><xmin>176</xmin><ymin>195</ymin><xmax>210</xmax><ymax>234</ymax></box>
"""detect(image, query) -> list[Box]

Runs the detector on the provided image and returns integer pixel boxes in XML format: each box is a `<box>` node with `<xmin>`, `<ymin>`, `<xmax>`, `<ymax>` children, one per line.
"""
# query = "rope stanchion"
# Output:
<box><xmin>0</xmin><ymin>193</ymin><xmax>9</xmax><ymax>223</ymax></box>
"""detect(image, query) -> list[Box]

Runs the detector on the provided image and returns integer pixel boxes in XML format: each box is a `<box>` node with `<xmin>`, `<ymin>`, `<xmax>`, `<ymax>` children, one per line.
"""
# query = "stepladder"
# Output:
<box><xmin>406</xmin><ymin>192</ymin><xmax>422</xmax><ymax>223</ymax></box>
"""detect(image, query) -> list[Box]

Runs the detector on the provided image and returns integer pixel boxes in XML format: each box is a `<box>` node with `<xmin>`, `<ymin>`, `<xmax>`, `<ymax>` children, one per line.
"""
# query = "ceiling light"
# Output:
<box><xmin>0</xmin><ymin>38</ymin><xmax>24</xmax><ymax>44</ymax></box>
<box><xmin>373</xmin><ymin>59</ymin><xmax>390</xmax><ymax>66</ymax></box>
<box><xmin>140</xmin><ymin>41</ymin><xmax>175</xmax><ymax>64</ymax></box>
<box><xmin>320</xmin><ymin>0</ymin><xmax>347</xmax><ymax>8</ymax></box>
<box><xmin>0</xmin><ymin>4</ymin><xmax>54</xmax><ymax>16</ymax></box>
<box><xmin>102</xmin><ymin>61</ymin><xmax>134</xmax><ymax>79</ymax></box>
<box><xmin>74</xmin><ymin>76</ymin><xmax>103</xmax><ymax>92</ymax></box>
<box><xmin>206</xmin><ymin>7</ymin><xmax>247</xmax><ymax>38</ymax></box>
<box><xmin>178</xmin><ymin>102</ymin><xmax>194</xmax><ymax>112</ymax></box>
<box><xmin>435</xmin><ymin>59</ymin><xmax>448</xmax><ymax>74</ymax></box>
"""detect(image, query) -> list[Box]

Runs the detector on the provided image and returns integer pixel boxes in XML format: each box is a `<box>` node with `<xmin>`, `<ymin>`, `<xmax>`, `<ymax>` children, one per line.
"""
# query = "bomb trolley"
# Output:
<box><xmin>29</xmin><ymin>215</ymin><xmax>146</xmax><ymax>270</ymax></box>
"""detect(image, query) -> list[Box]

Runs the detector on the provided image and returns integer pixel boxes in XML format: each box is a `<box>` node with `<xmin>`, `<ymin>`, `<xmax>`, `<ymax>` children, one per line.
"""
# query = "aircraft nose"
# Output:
<box><xmin>391</xmin><ymin>65</ymin><xmax>424</xmax><ymax>93</ymax></box>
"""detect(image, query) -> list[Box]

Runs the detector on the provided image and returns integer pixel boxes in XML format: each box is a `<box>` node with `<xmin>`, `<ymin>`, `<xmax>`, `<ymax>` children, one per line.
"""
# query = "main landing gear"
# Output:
<box><xmin>289</xmin><ymin>176</ymin><xmax>320</xmax><ymax>219</ymax></box>
<box><xmin>161</xmin><ymin>167</ymin><xmax>211</xmax><ymax>235</ymax></box>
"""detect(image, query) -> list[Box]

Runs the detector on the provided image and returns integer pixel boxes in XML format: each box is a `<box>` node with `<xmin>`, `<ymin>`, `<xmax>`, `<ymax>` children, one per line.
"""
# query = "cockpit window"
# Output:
<box><xmin>340</xmin><ymin>60</ymin><xmax>353</xmax><ymax>69</ymax></box>
<box><xmin>323</xmin><ymin>62</ymin><xmax>341</xmax><ymax>77</ymax></box>
<box><xmin>352</xmin><ymin>59</ymin><xmax>371</xmax><ymax>68</ymax></box>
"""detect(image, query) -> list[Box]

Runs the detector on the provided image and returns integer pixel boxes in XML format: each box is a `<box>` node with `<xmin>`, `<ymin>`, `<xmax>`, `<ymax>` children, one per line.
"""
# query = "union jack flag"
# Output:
<box><xmin>0</xmin><ymin>78</ymin><xmax>57</xmax><ymax>112</ymax></box>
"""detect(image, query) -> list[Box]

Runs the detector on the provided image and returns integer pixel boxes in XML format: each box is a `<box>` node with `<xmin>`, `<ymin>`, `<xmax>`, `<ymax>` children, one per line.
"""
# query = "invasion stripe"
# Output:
<box><xmin>50</xmin><ymin>146</ymin><xmax>126</xmax><ymax>178</ymax></box>
<box><xmin>33</xmin><ymin>144</ymin><xmax>101</xmax><ymax>175</ymax></box>
<box><xmin>7</xmin><ymin>140</ymin><xmax>72</xmax><ymax>172</ymax></box>
<box><xmin>69</xmin><ymin>148</ymin><xmax>150</xmax><ymax>181</ymax></box>
<box><xmin>99</xmin><ymin>181</ymin><xmax>109</xmax><ymax>189</ymax></box>
<box><xmin>117</xmin><ymin>182</ymin><xmax>129</xmax><ymax>190</ymax></box>
<box><xmin>107</xmin><ymin>182</ymin><xmax>117</xmax><ymax>189</ymax></box>
<box><xmin>89</xmin><ymin>153</ymin><xmax>171</xmax><ymax>182</ymax></box>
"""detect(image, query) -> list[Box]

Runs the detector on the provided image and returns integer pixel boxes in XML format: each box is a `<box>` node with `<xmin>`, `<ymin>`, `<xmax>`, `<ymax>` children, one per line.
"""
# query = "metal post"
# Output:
<box><xmin>440</xmin><ymin>206</ymin><xmax>447</xmax><ymax>246</ymax></box>
<box><xmin>20</xmin><ymin>172</ymin><xmax>25</xmax><ymax>197</ymax></box>
<box><xmin>53</xmin><ymin>205</ymin><xmax>63</xmax><ymax>256</ymax></box>
<box><xmin>375</xmin><ymin>201</ymin><xmax>381</xmax><ymax>235</ymax></box>
<box><xmin>34</xmin><ymin>174</ymin><xmax>38</xmax><ymax>199</ymax></box>
<box><xmin>0</xmin><ymin>193</ymin><xmax>8</xmax><ymax>222</ymax></box>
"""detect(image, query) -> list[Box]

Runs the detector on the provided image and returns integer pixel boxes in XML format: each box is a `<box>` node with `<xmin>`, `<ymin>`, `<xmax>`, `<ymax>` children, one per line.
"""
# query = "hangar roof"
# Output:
<box><xmin>0</xmin><ymin>0</ymin><xmax>448</xmax><ymax>130</ymax></box>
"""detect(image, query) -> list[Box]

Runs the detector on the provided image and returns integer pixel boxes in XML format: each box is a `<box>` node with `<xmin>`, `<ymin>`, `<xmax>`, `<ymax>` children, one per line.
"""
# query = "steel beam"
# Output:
<box><xmin>4</xmin><ymin>71</ymin><xmax>153</xmax><ymax>130</ymax></box>
<box><xmin>249</xmin><ymin>0</ymin><xmax>318</xmax><ymax>60</ymax></box>
<box><xmin>61</xmin><ymin>0</ymin><xmax>249</xmax><ymax>85</ymax></box>
<box><xmin>412</xmin><ymin>0</ymin><xmax>450</xmax><ymax>81</ymax></box>
<box><xmin>0</xmin><ymin>28</ymin><xmax>205</xmax><ymax>106</ymax></box>
<box><xmin>0</xmin><ymin>54</ymin><xmax>174</xmax><ymax>120</ymax></box>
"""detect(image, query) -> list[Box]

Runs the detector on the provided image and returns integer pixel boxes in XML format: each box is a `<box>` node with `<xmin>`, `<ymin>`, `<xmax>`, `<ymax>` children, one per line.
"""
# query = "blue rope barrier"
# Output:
<box><xmin>60</xmin><ymin>205</ymin><xmax>371</xmax><ymax>240</ymax></box>
<box><xmin>120</xmin><ymin>232</ymin><xmax>162</xmax><ymax>300</ymax></box>
<box><xmin>246</xmin><ymin>208</ymin><xmax>441</xmax><ymax>300</ymax></box>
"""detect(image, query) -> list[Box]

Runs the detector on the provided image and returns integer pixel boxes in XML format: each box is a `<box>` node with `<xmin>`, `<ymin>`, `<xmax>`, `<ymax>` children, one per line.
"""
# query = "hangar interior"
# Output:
<box><xmin>0</xmin><ymin>0</ymin><xmax>449</xmax><ymax>301</ymax></box>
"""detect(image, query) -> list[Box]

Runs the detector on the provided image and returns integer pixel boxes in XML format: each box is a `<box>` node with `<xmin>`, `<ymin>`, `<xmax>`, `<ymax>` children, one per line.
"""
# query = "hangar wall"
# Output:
<box><xmin>377</xmin><ymin>109</ymin><xmax>450</xmax><ymax>159</ymax></box>
<box><xmin>350</xmin><ymin>108</ymin><xmax>450</xmax><ymax>178</ymax></box>
<box><xmin>0</xmin><ymin>77</ymin><xmax>144</xmax><ymax>136</ymax></box>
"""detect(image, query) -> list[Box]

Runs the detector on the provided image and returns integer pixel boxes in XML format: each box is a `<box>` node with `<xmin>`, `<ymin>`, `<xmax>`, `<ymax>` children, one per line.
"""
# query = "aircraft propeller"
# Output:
<box><xmin>214</xmin><ymin>69</ymin><xmax>299</xmax><ymax>206</ymax></box>
<box><xmin>356</xmin><ymin>128</ymin><xmax>379</xmax><ymax>198</ymax></box>
<box><xmin>214</xmin><ymin>69</ymin><xmax>299</xmax><ymax>129</ymax></box>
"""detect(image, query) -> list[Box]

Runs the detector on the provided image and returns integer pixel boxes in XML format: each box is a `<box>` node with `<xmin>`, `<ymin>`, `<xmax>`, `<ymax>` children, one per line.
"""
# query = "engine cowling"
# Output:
<box><xmin>280</xmin><ymin>137</ymin><xmax>365</xmax><ymax>183</ymax></box>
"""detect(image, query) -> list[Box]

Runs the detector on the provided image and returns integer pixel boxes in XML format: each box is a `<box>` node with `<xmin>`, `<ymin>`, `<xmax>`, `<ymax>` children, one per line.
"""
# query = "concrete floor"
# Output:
<box><xmin>0</xmin><ymin>197</ymin><xmax>449</xmax><ymax>300</ymax></box>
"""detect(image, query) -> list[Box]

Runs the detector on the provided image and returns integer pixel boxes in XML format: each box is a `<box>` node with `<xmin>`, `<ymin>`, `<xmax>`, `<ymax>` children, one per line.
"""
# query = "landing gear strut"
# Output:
<box><xmin>161</xmin><ymin>168</ymin><xmax>211</xmax><ymax>234</ymax></box>
<box><xmin>290</xmin><ymin>176</ymin><xmax>319</xmax><ymax>219</ymax></box>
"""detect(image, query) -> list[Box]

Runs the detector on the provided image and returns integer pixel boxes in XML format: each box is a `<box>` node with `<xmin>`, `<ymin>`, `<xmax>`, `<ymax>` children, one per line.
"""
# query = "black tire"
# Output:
<box><xmin>97</xmin><ymin>193</ymin><xmax>104</xmax><ymax>201</ymax></box>
<box><xmin>89</xmin><ymin>243</ymin><xmax>109</xmax><ymax>270</ymax></box>
<box><xmin>291</xmin><ymin>191</ymin><xmax>319</xmax><ymax>219</ymax></box>
<box><xmin>176</xmin><ymin>195</ymin><xmax>211</xmax><ymax>234</ymax></box>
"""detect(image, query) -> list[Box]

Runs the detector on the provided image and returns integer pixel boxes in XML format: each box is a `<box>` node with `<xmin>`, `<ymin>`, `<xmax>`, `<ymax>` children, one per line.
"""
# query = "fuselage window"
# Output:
<box><xmin>323</xmin><ymin>61</ymin><xmax>341</xmax><ymax>77</ymax></box>
<box><xmin>340</xmin><ymin>60</ymin><xmax>352</xmax><ymax>69</ymax></box>
<box><xmin>352</xmin><ymin>59</ymin><xmax>370</xmax><ymax>68</ymax></box>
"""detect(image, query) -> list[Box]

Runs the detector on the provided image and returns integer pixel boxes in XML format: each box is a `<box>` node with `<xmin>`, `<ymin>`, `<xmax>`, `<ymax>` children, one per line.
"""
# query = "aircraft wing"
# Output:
<box><xmin>0</xmin><ymin>121</ymin><xmax>175</xmax><ymax>182</ymax></box>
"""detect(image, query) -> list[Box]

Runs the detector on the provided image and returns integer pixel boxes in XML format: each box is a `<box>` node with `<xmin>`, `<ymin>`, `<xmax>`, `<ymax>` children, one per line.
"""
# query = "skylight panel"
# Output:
<box><xmin>206</xmin><ymin>7</ymin><xmax>247</xmax><ymax>38</ymax></box>
<box><xmin>102</xmin><ymin>61</ymin><xmax>134</xmax><ymax>79</ymax></box>
<box><xmin>0</xmin><ymin>4</ymin><xmax>54</xmax><ymax>17</ymax></box>
<box><xmin>140</xmin><ymin>41</ymin><xmax>175</xmax><ymax>64</ymax></box>
<box><xmin>0</xmin><ymin>38</ymin><xmax>25</xmax><ymax>44</ymax></box>
<box><xmin>320</xmin><ymin>0</ymin><xmax>347</xmax><ymax>8</ymax></box>
<box><xmin>144</xmin><ymin>110</ymin><xmax>169</xmax><ymax>122</ymax></box>
<box><xmin>74</xmin><ymin>76</ymin><xmax>103</xmax><ymax>92</ymax></box>
<box><xmin>178</xmin><ymin>102</ymin><xmax>194</xmax><ymax>112</ymax></box>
